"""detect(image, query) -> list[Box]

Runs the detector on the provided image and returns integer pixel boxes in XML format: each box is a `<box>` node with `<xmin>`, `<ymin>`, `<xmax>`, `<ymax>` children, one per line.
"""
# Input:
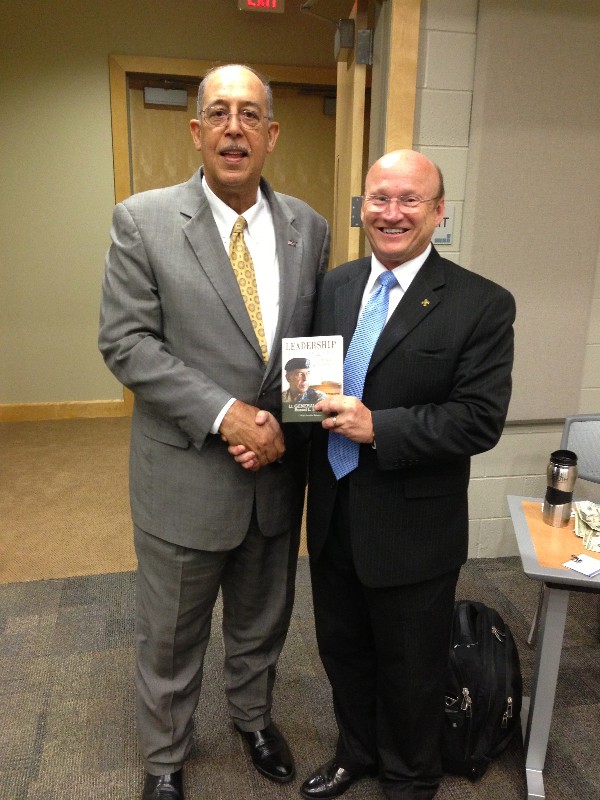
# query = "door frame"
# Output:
<box><xmin>109</xmin><ymin>55</ymin><xmax>337</xmax><ymax>204</ymax></box>
<box><xmin>331</xmin><ymin>0</ymin><xmax>421</xmax><ymax>266</ymax></box>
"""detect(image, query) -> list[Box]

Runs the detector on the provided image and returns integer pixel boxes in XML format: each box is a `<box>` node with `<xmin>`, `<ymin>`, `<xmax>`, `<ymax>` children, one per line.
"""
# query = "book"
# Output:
<box><xmin>281</xmin><ymin>335</ymin><xmax>343</xmax><ymax>422</ymax></box>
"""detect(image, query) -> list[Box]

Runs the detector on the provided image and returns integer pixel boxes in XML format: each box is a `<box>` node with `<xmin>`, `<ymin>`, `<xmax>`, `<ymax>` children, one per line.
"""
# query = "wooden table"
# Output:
<box><xmin>507</xmin><ymin>495</ymin><xmax>600</xmax><ymax>800</ymax></box>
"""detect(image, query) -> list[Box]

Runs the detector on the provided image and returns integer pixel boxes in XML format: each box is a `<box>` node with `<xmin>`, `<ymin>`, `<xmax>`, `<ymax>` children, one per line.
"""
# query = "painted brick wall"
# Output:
<box><xmin>415</xmin><ymin>0</ymin><xmax>600</xmax><ymax>557</ymax></box>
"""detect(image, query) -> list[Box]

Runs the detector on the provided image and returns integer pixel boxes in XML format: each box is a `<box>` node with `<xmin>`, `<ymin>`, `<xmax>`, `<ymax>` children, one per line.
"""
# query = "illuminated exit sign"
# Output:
<box><xmin>238</xmin><ymin>0</ymin><xmax>284</xmax><ymax>12</ymax></box>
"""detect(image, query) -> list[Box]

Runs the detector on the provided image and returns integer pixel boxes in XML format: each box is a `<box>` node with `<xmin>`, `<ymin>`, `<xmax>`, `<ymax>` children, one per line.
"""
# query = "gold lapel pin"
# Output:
<box><xmin>421</xmin><ymin>298</ymin><xmax>430</xmax><ymax>307</ymax></box>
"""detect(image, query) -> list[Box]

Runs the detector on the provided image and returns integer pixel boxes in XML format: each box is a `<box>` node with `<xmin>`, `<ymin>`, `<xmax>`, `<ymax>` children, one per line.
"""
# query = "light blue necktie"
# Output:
<box><xmin>328</xmin><ymin>270</ymin><xmax>398</xmax><ymax>479</ymax></box>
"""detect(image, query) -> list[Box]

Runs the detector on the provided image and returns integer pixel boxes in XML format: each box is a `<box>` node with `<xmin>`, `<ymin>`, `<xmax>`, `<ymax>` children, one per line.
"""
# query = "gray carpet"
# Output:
<box><xmin>1</xmin><ymin>557</ymin><xmax>599</xmax><ymax>800</ymax></box>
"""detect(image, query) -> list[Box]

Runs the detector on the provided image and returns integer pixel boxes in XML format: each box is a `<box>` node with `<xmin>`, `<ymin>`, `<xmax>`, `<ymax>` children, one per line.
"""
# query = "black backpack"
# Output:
<box><xmin>441</xmin><ymin>600</ymin><xmax>523</xmax><ymax>780</ymax></box>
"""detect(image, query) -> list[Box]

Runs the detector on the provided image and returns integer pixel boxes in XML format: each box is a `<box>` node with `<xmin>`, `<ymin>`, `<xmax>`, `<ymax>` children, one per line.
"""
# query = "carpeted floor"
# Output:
<box><xmin>1</xmin><ymin>556</ymin><xmax>599</xmax><ymax>800</ymax></box>
<box><xmin>0</xmin><ymin>419</ymin><xmax>136</xmax><ymax>583</ymax></box>
<box><xmin>2</xmin><ymin>419</ymin><xmax>599</xmax><ymax>797</ymax></box>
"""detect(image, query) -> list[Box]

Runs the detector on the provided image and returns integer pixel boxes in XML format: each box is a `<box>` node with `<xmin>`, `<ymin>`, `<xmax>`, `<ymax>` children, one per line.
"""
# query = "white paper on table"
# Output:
<box><xmin>562</xmin><ymin>553</ymin><xmax>600</xmax><ymax>577</ymax></box>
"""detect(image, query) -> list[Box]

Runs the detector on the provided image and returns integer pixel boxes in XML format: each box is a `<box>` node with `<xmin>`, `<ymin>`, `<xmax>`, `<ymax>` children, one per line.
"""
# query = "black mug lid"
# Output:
<box><xmin>550</xmin><ymin>449</ymin><xmax>578</xmax><ymax>466</ymax></box>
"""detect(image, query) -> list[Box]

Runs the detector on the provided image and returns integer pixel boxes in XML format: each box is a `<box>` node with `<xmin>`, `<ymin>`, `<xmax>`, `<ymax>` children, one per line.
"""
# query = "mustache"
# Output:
<box><xmin>219</xmin><ymin>145</ymin><xmax>251</xmax><ymax>156</ymax></box>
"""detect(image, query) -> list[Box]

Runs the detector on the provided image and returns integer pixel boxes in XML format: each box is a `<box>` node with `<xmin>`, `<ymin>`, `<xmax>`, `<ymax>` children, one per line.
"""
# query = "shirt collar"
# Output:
<box><xmin>368</xmin><ymin>243</ymin><xmax>432</xmax><ymax>294</ymax></box>
<box><xmin>202</xmin><ymin>174</ymin><xmax>264</xmax><ymax>236</ymax></box>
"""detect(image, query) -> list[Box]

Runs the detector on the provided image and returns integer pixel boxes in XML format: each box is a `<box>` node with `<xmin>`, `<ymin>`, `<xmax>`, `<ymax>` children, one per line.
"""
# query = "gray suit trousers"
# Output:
<box><xmin>134</xmin><ymin>518</ymin><xmax>299</xmax><ymax>774</ymax></box>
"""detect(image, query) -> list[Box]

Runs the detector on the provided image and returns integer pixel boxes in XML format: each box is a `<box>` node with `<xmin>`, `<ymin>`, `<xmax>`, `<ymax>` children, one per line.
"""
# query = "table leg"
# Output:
<box><xmin>522</xmin><ymin>586</ymin><xmax>570</xmax><ymax>800</ymax></box>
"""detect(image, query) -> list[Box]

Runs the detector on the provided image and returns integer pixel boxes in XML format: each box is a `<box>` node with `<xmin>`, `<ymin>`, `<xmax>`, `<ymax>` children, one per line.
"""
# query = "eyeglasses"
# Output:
<box><xmin>363</xmin><ymin>194</ymin><xmax>440</xmax><ymax>211</ymax></box>
<box><xmin>201</xmin><ymin>105</ymin><xmax>270</xmax><ymax>130</ymax></box>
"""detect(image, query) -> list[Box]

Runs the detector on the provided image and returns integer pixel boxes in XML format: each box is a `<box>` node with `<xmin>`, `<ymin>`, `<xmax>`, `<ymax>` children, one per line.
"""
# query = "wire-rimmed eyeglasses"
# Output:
<box><xmin>363</xmin><ymin>194</ymin><xmax>441</xmax><ymax>212</ymax></box>
<box><xmin>201</xmin><ymin>105</ymin><xmax>270</xmax><ymax>130</ymax></box>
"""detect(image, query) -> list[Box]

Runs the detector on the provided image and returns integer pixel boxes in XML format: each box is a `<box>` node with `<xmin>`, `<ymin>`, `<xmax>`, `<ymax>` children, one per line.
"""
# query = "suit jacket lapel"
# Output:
<box><xmin>370</xmin><ymin>249</ymin><xmax>445</xmax><ymax>371</ymax></box>
<box><xmin>263</xmin><ymin>180</ymin><xmax>304</xmax><ymax>380</ymax></box>
<box><xmin>180</xmin><ymin>172</ymin><xmax>265</xmax><ymax>364</ymax></box>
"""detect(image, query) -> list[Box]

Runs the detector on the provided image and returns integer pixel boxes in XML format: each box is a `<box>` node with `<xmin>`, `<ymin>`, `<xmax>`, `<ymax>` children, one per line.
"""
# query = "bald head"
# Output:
<box><xmin>360</xmin><ymin>150</ymin><xmax>446</xmax><ymax>269</ymax></box>
<box><xmin>197</xmin><ymin>64</ymin><xmax>273</xmax><ymax>120</ymax></box>
<box><xmin>365</xmin><ymin>150</ymin><xmax>444</xmax><ymax>201</ymax></box>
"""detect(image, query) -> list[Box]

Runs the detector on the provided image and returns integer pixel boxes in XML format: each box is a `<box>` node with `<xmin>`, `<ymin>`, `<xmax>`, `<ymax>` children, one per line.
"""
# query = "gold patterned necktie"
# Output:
<box><xmin>229</xmin><ymin>215</ymin><xmax>269</xmax><ymax>364</ymax></box>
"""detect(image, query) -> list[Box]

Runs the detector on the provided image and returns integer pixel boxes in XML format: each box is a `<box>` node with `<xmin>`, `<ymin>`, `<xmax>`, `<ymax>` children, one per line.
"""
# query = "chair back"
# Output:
<box><xmin>560</xmin><ymin>414</ymin><xmax>600</xmax><ymax>485</ymax></box>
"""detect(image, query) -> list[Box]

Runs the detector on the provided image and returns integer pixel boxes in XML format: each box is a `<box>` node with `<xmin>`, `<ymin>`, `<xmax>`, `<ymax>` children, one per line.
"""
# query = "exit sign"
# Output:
<box><xmin>238</xmin><ymin>0</ymin><xmax>284</xmax><ymax>12</ymax></box>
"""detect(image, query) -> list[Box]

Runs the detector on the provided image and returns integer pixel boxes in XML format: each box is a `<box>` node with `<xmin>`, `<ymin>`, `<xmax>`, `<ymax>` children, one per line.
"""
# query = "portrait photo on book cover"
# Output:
<box><xmin>281</xmin><ymin>336</ymin><xmax>343</xmax><ymax>422</ymax></box>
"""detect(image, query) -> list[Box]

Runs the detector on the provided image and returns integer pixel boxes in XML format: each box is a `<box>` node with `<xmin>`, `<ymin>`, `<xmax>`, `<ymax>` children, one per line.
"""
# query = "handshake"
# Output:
<box><xmin>220</xmin><ymin>400</ymin><xmax>284</xmax><ymax>471</ymax></box>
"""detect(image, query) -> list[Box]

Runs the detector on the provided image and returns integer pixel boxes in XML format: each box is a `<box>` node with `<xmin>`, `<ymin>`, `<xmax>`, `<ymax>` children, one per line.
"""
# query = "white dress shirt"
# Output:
<box><xmin>202</xmin><ymin>176</ymin><xmax>280</xmax><ymax>432</ymax></box>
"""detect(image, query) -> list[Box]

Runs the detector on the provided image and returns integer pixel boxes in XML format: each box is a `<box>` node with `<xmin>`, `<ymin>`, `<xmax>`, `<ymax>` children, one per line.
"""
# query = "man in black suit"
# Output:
<box><xmin>300</xmin><ymin>150</ymin><xmax>515</xmax><ymax>800</ymax></box>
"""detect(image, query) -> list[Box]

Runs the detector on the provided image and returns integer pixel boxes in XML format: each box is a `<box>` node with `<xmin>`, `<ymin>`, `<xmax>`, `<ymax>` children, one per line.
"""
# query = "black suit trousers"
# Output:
<box><xmin>310</xmin><ymin>482</ymin><xmax>459</xmax><ymax>800</ymax></box>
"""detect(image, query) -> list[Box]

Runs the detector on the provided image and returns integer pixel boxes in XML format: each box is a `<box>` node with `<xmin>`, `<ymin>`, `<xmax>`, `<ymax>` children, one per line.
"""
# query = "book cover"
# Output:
<box><xmin>281</xmin><ymin>335</ymin><xmax>343</xmax><ymax>422</ymax></box>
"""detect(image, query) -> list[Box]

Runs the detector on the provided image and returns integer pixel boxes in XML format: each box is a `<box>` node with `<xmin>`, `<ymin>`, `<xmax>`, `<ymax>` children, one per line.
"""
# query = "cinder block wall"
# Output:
<box><xmin>414</xmin><ymin>0</ymin><xmax>600</xmax><ymax>557</ymax></box>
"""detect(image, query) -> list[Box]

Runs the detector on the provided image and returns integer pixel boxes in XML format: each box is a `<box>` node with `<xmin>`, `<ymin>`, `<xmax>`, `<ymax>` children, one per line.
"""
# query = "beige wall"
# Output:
<box><xmin>0</xmin><ymin>0</ymin><xmax>338</xmax><ymax>404</ymax></box>
<box><xmin>417</xmin><ymin>0</ymin><xmax>600</xmax><ymax>420</ymax></box>
<box><xmin>417</xmin><ymin>0</ymin><xmax>600</xmax><ymax>557</ymax></box>
<box><xmin>2</xmin><ymin>0</ymin><xmax>600</xmax><ymax>558</ymax></box>
<box><xmin>4</xmin><ymin>0</ymin><xmax>598</xmax><ymax>409</ymax></box>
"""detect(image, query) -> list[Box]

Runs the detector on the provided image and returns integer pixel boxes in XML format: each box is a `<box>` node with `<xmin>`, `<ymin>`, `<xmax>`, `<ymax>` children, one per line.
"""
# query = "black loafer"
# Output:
<box><xmin>142</xmin><ymin>770</ymin><xmax>184</xmax><ymax>800</ymax></box>
<box><xmin>236</xmin><ymin>722</ymin><xmax>295</xmax><ymax>783</ymax></box>
<box><xmin>300</xmin><ymin>760</ymin><xmax>369</xmax><ymax>799</ymax></box>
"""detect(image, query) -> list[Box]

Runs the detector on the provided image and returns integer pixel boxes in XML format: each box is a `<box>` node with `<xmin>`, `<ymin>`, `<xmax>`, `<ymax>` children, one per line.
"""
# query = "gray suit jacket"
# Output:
<box><xmin>99</xmin><ymin>171</ymin><xmax>330</xmax><ymax>551</ymax></box>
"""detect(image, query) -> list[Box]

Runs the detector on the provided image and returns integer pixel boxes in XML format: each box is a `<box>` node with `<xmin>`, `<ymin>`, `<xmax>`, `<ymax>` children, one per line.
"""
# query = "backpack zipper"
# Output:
<box><xmin>502</xmin><ymin>696</ymin><xmax>513</xmax><ymax>728</ymax></box>
<box><xmin>461</xmin><ymin>687</ymin><xmax>473</xmax><ymax>717</ymax></box>
<box><xmin>492</xmin><ymin>625</ymin><xmax>505</xmax><ymax>642</ymax></box>
<box><xmin>494</xmin><ymin>621</ymin><xmax>514</xmax><ymax>730</ymax></box>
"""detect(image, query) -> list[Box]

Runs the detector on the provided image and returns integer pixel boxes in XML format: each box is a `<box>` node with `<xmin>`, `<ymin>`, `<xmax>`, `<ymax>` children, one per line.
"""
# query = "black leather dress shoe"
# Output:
<box><xmin>300</xmin><ymin>760</ymin><xmax>370</xmax><ymax>799</ymax></box>
<box><xmin>142</xmin><ymin>770</ymin><xmax>184</xmax><ymax>800</ymax></box>
<box><xmin>236</xmin><ymin>722</ymin><xmax>295</xmax><ymax>783</ymax></box>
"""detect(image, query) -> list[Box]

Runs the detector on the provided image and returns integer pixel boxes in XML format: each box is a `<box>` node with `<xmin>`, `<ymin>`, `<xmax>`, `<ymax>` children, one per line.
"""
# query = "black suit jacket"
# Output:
<box><xmin>307</xmin><ymin>248</ymin><xmax>515</xmax><ymax>588</ymax></box>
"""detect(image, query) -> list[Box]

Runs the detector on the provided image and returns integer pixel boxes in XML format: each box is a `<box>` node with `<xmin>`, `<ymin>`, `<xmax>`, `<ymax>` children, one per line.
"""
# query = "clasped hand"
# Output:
<box><xmin>220</xmin><ymin>400</ymin><xmax>284</xmax><ymax>471</ymax></box>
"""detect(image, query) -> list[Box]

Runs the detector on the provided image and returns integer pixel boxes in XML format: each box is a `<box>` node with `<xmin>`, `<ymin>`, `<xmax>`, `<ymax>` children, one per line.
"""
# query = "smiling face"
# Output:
<box><xmin>189</xmin><ymin>65</ymin><xmax>280</xmax><ymax>213</ymax></box>
<box><xmin>361</xmin><ymin>151</ymin><xmax>445</xmax><ymax>269</ymax></box>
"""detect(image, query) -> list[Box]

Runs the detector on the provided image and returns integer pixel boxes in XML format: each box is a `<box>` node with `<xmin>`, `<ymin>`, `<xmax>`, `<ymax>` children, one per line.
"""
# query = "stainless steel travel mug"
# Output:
<box><xmin>542</xmin><ymin>449</ymin><xmax>578</xmax><ymax>527</ymax></box>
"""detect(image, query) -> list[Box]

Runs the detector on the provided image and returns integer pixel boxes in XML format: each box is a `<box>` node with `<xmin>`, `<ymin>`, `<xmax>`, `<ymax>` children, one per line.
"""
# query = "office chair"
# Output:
<box><xmin>527</xmin><ymin>414</ymin><xmax>600</xmax><ymax>647</ymax></box>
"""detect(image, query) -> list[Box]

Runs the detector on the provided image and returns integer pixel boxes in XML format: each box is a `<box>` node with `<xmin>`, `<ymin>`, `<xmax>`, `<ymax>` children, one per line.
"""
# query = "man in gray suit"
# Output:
<box><xmin>99</xmin><ymin>63</ymin><xmax>329</xmax><ymax>800</ymax></box>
